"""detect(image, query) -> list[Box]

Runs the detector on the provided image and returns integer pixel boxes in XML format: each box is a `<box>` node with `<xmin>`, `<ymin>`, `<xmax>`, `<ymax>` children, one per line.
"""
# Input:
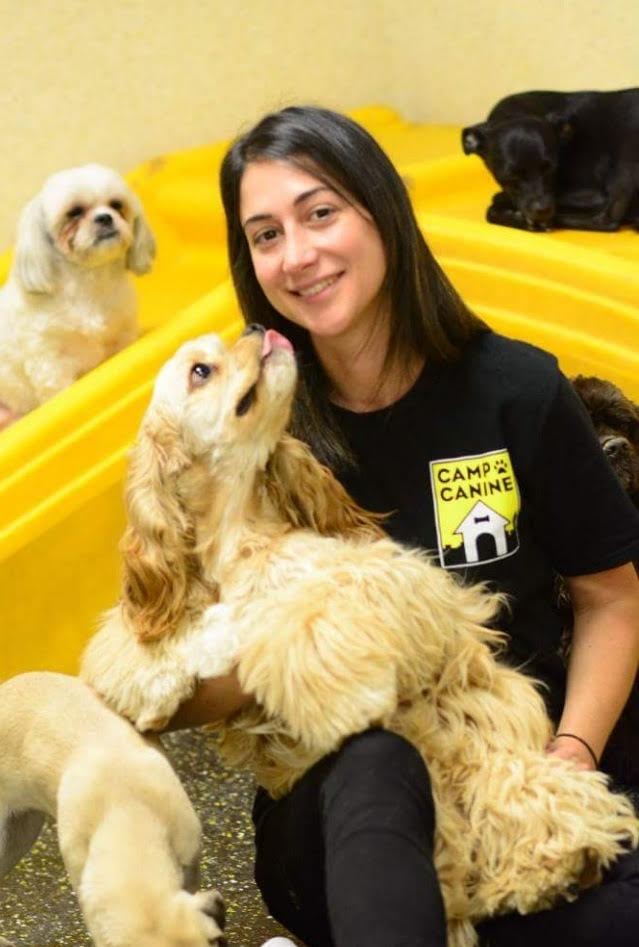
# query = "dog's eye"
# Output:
<box><xmin>190</xmin><ymin>363</ymin><xmax>215</xmax><ymax>387</ymax></box>
<box><xmin>236</xmin><ymin>384</ymin><xmax>257</xmax><ymax>417</ymax></box>
<box><xmin>110</xmin><ymin>199</ymin><xmax>125</xmax><ymax>213</ymax></box>
<box><xmin>67</xmin><ymin>205</ymin><xmax>84</xmax><ymax>219</ymax></box>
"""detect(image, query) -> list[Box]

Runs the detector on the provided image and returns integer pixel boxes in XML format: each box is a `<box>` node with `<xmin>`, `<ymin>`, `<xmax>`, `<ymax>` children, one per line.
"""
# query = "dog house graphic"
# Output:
<box><xmin>430</xmin><ymin>448</ymin><xmax>521</xmax><ymax>568</ymax></box>
<box><xmin>453</xmin><ymin>500</ymin><xmax>509</xmax><ymax>563</ymax></box>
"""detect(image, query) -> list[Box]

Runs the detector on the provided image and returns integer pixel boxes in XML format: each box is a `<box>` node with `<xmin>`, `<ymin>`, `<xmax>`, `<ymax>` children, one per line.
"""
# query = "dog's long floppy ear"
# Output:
<box><xmin>126</xmin><ymin>208</ymin><xmax>156</xmax><ymax>275</ymax></box>
<box><xmin>121</xmin><ymin>412</ymin><xmax>211</xmax><ymax>642</ymax></box>
<box><xmin>13</xmin><ymin>197</ymin><xmax>57</xmax><ymax>294</ymax></box>
<box><xmin>265</xmin><ymin>434</ymin><xmax>385</xmax><ymax>539</ymax></box>
<box><xmin>461</xmin><ymin>123</ymin><xmax>488</xmax><ymax>155</ymax></box>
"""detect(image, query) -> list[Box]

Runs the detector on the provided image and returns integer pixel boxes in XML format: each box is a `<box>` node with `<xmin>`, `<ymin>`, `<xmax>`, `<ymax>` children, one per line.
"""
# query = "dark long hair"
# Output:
<box><xmin>220</xmin><ymin>106</ymin><xmax>488</xmax><ymax>467</ymax></box>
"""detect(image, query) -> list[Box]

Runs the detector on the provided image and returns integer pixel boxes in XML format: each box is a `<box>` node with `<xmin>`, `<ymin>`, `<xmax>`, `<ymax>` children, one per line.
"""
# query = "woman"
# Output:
<box><xmin>174</xmin><ymin>106</ymin><xmax>639</xmax><ymax>947</ymax></box>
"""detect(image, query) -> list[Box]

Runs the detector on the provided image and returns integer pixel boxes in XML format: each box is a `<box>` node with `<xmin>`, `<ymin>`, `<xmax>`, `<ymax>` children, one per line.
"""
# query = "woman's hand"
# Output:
<box><xmin>546</xmin><ymin>733</ymin><xmax>597</xmax><ymax>770</ymax></box>
<box><xmin>164</xmin><ymin>669</ymin><xmax>253</xmax><ymax>732</ymax></box>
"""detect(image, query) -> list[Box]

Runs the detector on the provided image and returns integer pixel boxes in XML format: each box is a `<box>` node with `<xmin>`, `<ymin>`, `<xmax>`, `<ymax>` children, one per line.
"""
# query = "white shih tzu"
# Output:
<box><xmin>0</xmin><ymin>163</ymin><xmax>156</xmax><ymax>429</ymax></box>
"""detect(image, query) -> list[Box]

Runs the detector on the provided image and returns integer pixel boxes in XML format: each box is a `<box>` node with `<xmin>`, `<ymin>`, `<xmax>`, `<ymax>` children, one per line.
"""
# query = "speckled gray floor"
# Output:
<box><xmin>0</xmin><ymin>729</ymin><xmax>296</xmax><ymax>947</ymax></box>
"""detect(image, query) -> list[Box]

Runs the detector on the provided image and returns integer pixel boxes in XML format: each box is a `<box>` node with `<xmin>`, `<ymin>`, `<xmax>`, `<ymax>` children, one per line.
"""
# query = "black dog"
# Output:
<box><xmin>560</xmin><ymin>376</ymin><xmax>639</xmax><ymax>791</ymax></box>
<box><xmin>462</xmin><ymin>89</ymin><xmax>639</xmax><ymax>231</ymax></box>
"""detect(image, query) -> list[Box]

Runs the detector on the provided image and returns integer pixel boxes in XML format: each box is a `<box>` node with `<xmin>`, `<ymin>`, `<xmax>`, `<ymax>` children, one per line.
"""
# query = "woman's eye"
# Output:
<box><xmin>190</xmin><ymin>363</ymin><xmax>215</xmax><ymax>387</ymax></box>
<box><xmin>310</xmin><ymin>206</ymin><xmax>335</xmax><ymax>221</ymax></box>
<box><xmin>254</xmin><ymin>228</ymin><xmax>278</xmax><ymax>246</ymax></box>
<box><xmin>67</xmin><ymin>205</ymin><xmax>84</xmax><ymax>219</ymax></box>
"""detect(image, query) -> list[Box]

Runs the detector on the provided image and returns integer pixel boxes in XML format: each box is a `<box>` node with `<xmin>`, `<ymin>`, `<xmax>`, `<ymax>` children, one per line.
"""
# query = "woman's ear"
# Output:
<box><xmin>126</xmin><ymin>206</ymin><xmax>156</xmax><ymax>275</ymax></box>
<box><xmin>13</xmin><ymin>197</ymin><xmax>58</xmax><ymax>294</ymax></box>
<box><xmin>266</xmin><ymin>433</ymin><xmax>385</xmax><ymax>539</ymax></box>
<box><xmin>121</xmin><ymin>413</ymin><xmax>204</xmax><ymax>642</ymax></box>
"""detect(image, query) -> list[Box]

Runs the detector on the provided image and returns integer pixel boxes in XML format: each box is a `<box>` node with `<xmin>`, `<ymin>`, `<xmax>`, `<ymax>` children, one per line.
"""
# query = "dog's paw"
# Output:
<box><xmin>135</xmin><ymin>712</ymin><xmax>172</xmax><ymax>732</ymax></box>
<box><xmin>489</xmin><ymin>191</ymin><xmax>514</xmax><ymax>211</ymax></box>
<box><xmin>193</xmin><ymin>888</ymin><xmax>226</xmax><ymax>940</ymax></box>
<box><xmin>486</xmin><ymin>198</ymin><xmax>552</xmax><ymax>232</ymax></box>
<box><xmin>486</xmin><ymin>203</ymin><xmax>527</xmax><ymax>229</ymax></box>
<box><xmin>555</xmin><ymin>210</ymin><xmax>620</xmax><ymax>232</ymax></box>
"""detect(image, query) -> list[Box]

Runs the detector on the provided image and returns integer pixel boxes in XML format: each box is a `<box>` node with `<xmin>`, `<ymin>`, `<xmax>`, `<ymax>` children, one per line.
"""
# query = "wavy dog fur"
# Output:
<box><xmin>0</xmin><ymin>673</ymin><xmax>225</xmax><ymax>947</ymax></box>
<box><xmin>82</xmin><ymin>329</ymin><xmax>639</xmax><ymax>947</ymax></box>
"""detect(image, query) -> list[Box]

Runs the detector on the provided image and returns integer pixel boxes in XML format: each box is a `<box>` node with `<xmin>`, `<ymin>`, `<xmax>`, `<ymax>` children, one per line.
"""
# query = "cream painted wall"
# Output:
<box><xmin>387</xmin><ymin>0</ymin><xmax>639</xmax><ymax>124</ymax></box>
<box><xmin>0</xmin><ymin>0</ymin><xmax>637</xmax><ymax>248</ymax></box>
<box><xmin>0</xmin><ymin>0</ymin><xmax>396</xmax><ymax>249</ymax></box>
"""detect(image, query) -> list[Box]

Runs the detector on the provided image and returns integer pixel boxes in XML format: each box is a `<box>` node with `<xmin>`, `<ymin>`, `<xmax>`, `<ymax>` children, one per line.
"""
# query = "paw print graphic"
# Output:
<box><xmin>494</xmin><ymin>459</ymin><xmax>508</xmax><ymax>475</ymax></box>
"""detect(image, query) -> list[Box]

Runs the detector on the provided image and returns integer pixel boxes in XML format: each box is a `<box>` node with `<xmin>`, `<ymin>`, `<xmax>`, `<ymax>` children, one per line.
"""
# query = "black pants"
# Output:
<box><xmin>252</xmin><ymin>729</ymin><xmax>639</xmax><ymax>947</ymax></box>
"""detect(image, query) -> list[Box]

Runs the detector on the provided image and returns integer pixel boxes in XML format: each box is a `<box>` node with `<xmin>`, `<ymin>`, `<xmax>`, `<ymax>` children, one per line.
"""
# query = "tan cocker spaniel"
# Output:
<box><xmin>82</xmin><ymin>327</ymin><xmax>639</xmax><ymax>947</ymax></box>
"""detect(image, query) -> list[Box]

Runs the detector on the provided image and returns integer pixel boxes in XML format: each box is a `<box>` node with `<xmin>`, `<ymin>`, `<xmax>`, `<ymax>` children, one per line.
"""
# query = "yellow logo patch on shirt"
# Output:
<box><xmin>429</xmin><ymin>449</ymin><xmax>520</xmax><ymax>568</ymax></box>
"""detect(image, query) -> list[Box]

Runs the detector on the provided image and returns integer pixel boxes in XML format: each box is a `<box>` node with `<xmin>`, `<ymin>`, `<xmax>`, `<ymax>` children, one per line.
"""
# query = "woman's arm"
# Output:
<box><xmin>165</xmin><ymin>669</ymin><xmax>253</xmax><ymax>731</ymax></box>
<box><xmin>548</xmin><ymin>562</ymin><xmax>639</xmax><ymax>769</ymax></box>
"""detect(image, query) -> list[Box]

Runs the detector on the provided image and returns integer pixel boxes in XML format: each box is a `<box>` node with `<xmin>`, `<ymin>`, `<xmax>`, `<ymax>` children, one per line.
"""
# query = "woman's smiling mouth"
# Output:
<box><xmin>292</xmin><ymin>274</ymin><xmax>342</xmax><ymax>298</ymax></box>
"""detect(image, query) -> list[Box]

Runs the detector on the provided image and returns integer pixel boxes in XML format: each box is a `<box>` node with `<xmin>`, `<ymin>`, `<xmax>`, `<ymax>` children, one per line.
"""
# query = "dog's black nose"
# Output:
<box><xmin>94</xmin><ymin>212</ymin><xmax>114</xmax><ymax>227</ymax></box>
<box><xmin>603</xmin><ymin>435</ymin><xmax>629</xmax><ymax>460</ymax></box>
<box><xmin>528</xmin><ymin>200</ymin><xmax>554</xmax><ymax>222</ymax></box>
<box><xmin>243</xmin><ymin>323</ymin><xmax>265</xmax><ymax>336</ymax></box>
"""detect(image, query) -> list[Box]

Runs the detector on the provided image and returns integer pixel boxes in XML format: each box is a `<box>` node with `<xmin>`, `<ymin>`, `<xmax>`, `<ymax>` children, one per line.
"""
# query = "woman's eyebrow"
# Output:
<box><xmin>242</xmin><ymin>186</ymin><xmax>334</xmax><ymax>229</ymax></box>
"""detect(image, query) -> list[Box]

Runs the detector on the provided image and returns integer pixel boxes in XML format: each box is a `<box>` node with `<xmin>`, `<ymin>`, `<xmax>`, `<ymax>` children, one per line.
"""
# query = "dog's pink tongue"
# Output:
<box><xmin>262</xmin><ymin>330</ymin><xmax>294</xmax><ymax>358</ymax></box>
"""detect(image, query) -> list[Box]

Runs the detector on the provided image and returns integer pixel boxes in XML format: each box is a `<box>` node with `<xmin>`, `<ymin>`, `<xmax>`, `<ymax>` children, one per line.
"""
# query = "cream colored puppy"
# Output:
<box><xmin>0</xmin><ymin>672</ymin><xmax>225</xmax><ymax>947</ymax></box>
<box><xmin>0</xmin><ymin>163</ymin><xmax>155</xmax><ymax>429</ymax></box>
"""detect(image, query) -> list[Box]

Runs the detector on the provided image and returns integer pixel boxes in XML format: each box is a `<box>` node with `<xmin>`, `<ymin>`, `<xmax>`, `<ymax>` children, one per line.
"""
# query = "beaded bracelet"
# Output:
<box><xmin>554</xmin><ymin>732</ymin><xmax>599</xmax><ymax>768</ymax></box>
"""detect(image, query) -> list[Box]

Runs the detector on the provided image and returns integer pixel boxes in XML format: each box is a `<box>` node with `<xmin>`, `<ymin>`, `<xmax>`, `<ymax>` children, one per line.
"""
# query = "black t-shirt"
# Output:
<box><xmin>330</xmin><ymin>331</ymin><xmax>639</xmax><ymax>721</ymax></box>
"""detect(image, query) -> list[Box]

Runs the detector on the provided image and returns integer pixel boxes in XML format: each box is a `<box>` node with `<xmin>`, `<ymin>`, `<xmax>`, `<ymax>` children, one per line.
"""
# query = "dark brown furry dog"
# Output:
<box><xmin>566</xmin><ymin>376</ymin><xmax>639</xmax><ymax>790</ymax></box>
<box><xmin>573</xmin><ymin>376</ymin><xmax>639</xmax><ymax>504</ymax></box>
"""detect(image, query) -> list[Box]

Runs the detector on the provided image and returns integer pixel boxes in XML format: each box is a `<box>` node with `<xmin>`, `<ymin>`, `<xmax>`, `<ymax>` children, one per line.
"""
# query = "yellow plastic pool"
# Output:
<box><xmin>1</xmin><ymin>106</ymin><xmax>638</xmax><ymax>678</ymax></box>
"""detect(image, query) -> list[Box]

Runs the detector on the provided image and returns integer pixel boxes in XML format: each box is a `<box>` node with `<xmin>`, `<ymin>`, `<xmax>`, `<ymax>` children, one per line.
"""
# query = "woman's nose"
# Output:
<box><xmin>282</xmin><ymin>230</ymin><xmax>317</xmax><ymax>273</ymax></box>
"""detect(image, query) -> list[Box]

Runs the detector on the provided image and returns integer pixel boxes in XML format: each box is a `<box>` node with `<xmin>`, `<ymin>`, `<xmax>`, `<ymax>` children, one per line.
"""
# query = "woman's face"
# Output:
<box><xmin>239</xmin><ymin>159</ymin><xmax>388</xmax><ymax>344</ymax></box>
